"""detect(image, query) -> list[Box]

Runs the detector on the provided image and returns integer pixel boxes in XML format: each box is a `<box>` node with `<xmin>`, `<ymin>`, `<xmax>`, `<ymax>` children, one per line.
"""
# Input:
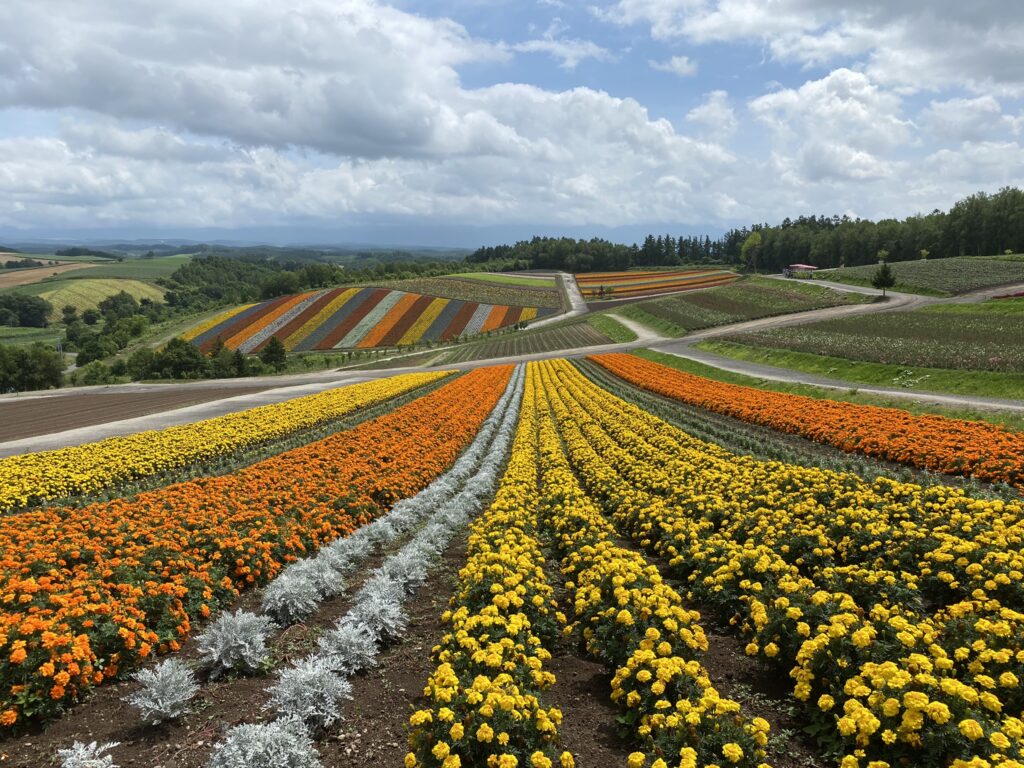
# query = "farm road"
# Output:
<box><xmin>4</xmin><ymin>275</ymin><xmax>1023</xmax><ymax>454</ymax></box>
<box><xmin>528</xmin><ymin>271</ymin><xmax>588</xmax><ymax>329</ymax></box>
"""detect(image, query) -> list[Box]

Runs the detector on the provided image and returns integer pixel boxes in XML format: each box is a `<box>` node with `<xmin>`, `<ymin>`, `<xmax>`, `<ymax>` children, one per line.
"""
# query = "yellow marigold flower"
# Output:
<box><xmin>404</xmin><ymin>753</ymin><xmax>417</xmax><ymax>768</ymax></box>
<box><xmin>477</xmin><ymin>723</ymin><xmax>494</xmax><ymax>743</ymax></box>
<box><xmin>722</xmin><ymin>743</ymin><xmax>744</xmax><ymax>763</ymax></box>
<box><xmin>432</xmin><ymin>741</ymin><xmax>450</xmax><ymax>761</ymax></box>
<box><xmin>990</xmin><ymin>731</ymin><xmax>1011</xmax><ymax>750</ymax></box>
<box><xmin>959</xmin><ymin>719</ymin><xmax>985</xmax><ymax>740</ymax></box>
<box><xmin>560</xmin><ymin>752</ymin><xmax>575</xmax><ymax>768</ymax></box>
<box><xmin>818</xmin><ymin>694</ymin><xmax>835</xmax><ymax>711</ymax></box>
<box><xmin>627</xmin><ymin>752</ymin><xmax>646</xmax><ymax>768</ymax></box>
<box><xmin>531</xmin><ymin>752</ymin><xmax>552</xmax><ymax>768</ymax></box>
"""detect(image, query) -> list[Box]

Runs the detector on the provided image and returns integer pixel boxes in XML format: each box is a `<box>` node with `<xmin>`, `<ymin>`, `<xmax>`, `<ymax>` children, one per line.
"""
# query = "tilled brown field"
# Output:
<box><xmin>0</xmin><ymin>387</ymin><xmax>270</xmax><ymax>442</ymax></box>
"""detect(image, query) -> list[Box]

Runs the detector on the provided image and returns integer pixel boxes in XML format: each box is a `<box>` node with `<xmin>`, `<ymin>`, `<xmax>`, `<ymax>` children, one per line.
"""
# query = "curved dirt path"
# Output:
<box><xmin>4</xmin><ymin>276</ymin><xmax>1023</xmax><ymax>453</ymax></box>
<box><xmin>527</xmin><ymin>271</ymin><xmax>588</xmax><ymax>329</ymax></box>
<box><xmin>607</xmin><ymin>312</ymin><xmax>668</xmax><ymax>343</ymax></box>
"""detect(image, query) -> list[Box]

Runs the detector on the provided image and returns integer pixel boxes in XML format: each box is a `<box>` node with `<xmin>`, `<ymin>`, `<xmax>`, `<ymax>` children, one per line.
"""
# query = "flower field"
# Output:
<box><xmin>6</xmin><ymin>353</ymin><xmax>1024</xmax><ymax>768</ymax></box>
<box><xmin>182</xmin><ymin>286</ymin><xmax>559</xmax><ymax>353</ymax></box>
<box><xmin>575</xmin><ymin>269</ymin><xmax>738</xmax><ymax>300</ymax></box>
<box><xmin>591</xmin><ymin>352</ymin><xmax>1024</xmax><ymax>489</ymax></box>
<box><xmin>0</xmin><ymin>366</ymin><xmax>509</xmax><ymax>727</ymax></box>
<box><xmin>0</xmin><ymin>370</ymin><xmax>448</xmax><ymax>512</ymax></box>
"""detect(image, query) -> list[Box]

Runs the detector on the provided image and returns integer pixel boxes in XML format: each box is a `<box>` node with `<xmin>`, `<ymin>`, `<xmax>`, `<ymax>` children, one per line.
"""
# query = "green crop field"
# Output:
<box><xmin>817</xmin><ymin>256</ymin><xmax>1024</xmax><ymax>296</ymax></box>
<box><xmin>615</xmin><ymin>276</ymin><xmax>865</xmax><ymax>337</ymax></box>
<box><xmin>584</xmin><ymin>313</ymin><xmax>637</xmax><ymax>343</ymax></box>
<box><xmin>722</xmin><ymin>299</ymin><xmax>1024</xmax><ymax>372</ymax></box>
<box><xmin>390</xmin><ymin>276</ymin><xmax>562</xmax><ymax>309</ymax></box>
<box><xmin>58</xmin><ymin>254</ymin><xmax>192</xmax><ymax>280</ymax></box>
<box><xmin>445</xmin><ymin>272</ymin><xmax>558</xmax><ymax>288</ymax></box>
<box><xmin>435</xmin><ymin>320</ymin><xmax>610</xmax><ymax>364</ymax></box>
<box><xmin>0</xmin><ymin>326</ymin><xmax>63</xmax><ymax>348</ymax></box>
<box><xmin>21</xmin><ymin>278</ymin><xmax>167</xmax><ymax>317</ymax></box>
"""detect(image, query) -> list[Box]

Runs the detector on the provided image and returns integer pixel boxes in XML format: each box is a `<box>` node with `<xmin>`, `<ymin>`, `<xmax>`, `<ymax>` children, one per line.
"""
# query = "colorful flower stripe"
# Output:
<box><xmin>355</xmin><ymin>291</ymin><xmax>421</xmax><ymax>348</ymax></box>
<box><xmin>575</xmin><ymin>269</ymin><xmax>738</xmax><ymax>298</ymax></box>
<box><xmin>0</xmin><ymin>371</ymin><xmax>449</xmax><ymax>512</ymax></box>
<box><xmin>226</xmin><ymin>290</ymin><xmax>317</xmax><ymax>351</ymax></box>
<box><xmin>0</xmin><ymin>365</ymin><xmax>513</xmax><ymax>728</ymax></box>
<box><xmin>237</xmin><ymin>290</ymin><xmax>324</xmax><ymax>353</ymax></box>
<box><xmin>407</xmin><ymin>363</ymin><xmax>573</xmax><ymax>768</ymax></box>
<box><xmin>398</xmin><ymin>297</ymin><xmax>448</xmax><ymax>346</ymax></box>
<box><xmin>187</xmin><ymin>287</ymin><xmax>558</xmax><ymax>352</ymax></box>
<box><xmin>180</xmin><ymin>303</ymin><xmax>258</xmax><ymax>342</ymax></box>
<box><xmin>530</xmin><ymin>360</ymin><xmax>771</xmax><ymax>768</ymax></box>
<box><xmin>284</xmin><ymin>287</ymin><xmax>361</xmax><ymax>351</ymax></box>
<box><xmin>543</xmin><ymin>358</ymin><xmax>1024</xmax><ymax>767</ymax></box>
<box><xmin>592</xmin><ymin>352</ymin><xmax>1024</xmax><ymax>489</ymax></box>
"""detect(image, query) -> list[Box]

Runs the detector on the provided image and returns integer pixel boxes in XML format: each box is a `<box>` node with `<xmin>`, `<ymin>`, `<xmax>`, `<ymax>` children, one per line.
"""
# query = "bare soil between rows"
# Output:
<box><xmin>0</xmin><ymin>387</ymin><xmax>271</xmax><ymax>442</ymax></box>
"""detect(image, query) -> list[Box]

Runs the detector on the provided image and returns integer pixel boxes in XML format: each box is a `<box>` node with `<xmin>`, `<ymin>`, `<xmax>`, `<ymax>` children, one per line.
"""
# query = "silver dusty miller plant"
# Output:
<box><xmin>260</xmin><ymin>570</ymin><xmax>323</xmax><ymax>626</ymax></box>
<box><xmin>123</xmin><ymin>658</ymin><xmax>199</xmax><ymax>724</ymax></box>
<box><xmin>206</xmin><ymin>716</ymin><xmax>323</xmax><ymax>768</ymax></box>
<box><xmin>316</xmin><ymin>621</ymin><xmax>379</xmax><ymax>676</ymax></box>
<box><xmin>196</xmin><ymin>609</ymin><xmax>276</xmax><ymax>678</ymax></box>
<box><xmin>265</xmin><ymin>657</ymin><xmax>352</xmax><ymax>733</ymax></box>
<box><xmin>57</xmin><ymin>741</ymin><xmax>121</xmax><ymax>768</ymax></box>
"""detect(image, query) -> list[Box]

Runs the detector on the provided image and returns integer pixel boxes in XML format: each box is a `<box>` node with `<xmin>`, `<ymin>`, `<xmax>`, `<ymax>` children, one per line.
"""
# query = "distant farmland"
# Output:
<box><xmin>183</xmin><ymin>286</ymin><xmax>560</xmax><ymax>353</ymax></box>
<box><xmin>575</xmin><ymin>268</ymin><xmax>737</xmax><ymax>300</ymax></box>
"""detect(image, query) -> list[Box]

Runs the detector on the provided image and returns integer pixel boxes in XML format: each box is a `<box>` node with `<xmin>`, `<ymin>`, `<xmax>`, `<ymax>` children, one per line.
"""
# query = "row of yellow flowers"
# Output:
<box><xmin>532</xmin><ymin>360</ymin><xmax>771</xmax><ymax>768</ymax></box>
<box><xmin>407</xmin><ymin>369</ymin><xmax>573</xmax><ymax>768</ymax></box>
<box><xmin>543</xmin><ymin>358</ymin><xmax>1024</xmax><ymax>768</ymax></box>
<box><xmin>0</xmin><ymin>371</ymin><xmax>449</xmax><ymax>511</ymax></box>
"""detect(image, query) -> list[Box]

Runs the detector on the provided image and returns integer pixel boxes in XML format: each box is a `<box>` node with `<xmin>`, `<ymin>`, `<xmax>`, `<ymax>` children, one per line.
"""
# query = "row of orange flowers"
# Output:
<box><xmin>0</xmin><ymin>365</ymin><xmax>512</xmax><ymax>729</ymax></box>
<box><xmin>591</xmin><ymin>353</ymin><xmax>1023</xmax><ymax>489</ymax></box>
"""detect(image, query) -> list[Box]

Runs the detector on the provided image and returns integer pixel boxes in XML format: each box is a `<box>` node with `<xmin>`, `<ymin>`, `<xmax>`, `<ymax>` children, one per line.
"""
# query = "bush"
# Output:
<box><xmin>265</xmin><ymin>658</ymin><xmax>352</xmax><ymax>733</ymax></box>
<box><xmin>123</xmin><ymin>659</ymin><xmax>199</xmax><ymax>724</ymax></box>
<box><xmin>206</xmin><ymin>717</ymin><xmax>323</xmax><ymax>768</ymax></box>
<box><xmin>316</xmin><ymin>622</ymin><xmax>379</xmax><ymax>676</ymax></box>
<box><xmin>197</xmin><ymin>610</ymin><xmax>276</xmax><ymax>678</ymax></box>
<box><xmin>57</xmin><ymin>741</ymin><xmax>120</xmax><ymax>768</ymax></box>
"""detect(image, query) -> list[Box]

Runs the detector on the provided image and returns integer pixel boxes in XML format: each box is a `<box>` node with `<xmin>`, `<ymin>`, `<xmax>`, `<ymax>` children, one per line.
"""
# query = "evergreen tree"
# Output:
<box><xmin>871</xmin><ymin>261</ymin><xmax>896</xmax><ymax>297</ymax></box>
<box><xmin>260</xmin><ymin>337</ymin><xmax>287</xmax><ymax>371</ymax></box>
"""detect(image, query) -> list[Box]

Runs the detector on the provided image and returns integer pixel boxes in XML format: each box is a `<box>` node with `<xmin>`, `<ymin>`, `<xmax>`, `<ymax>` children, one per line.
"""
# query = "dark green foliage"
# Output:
<box><xmin>0</xmin><ymin>294</ymin><xmax>52</xmax><ymax>327</ymax></box>
<box><xmin>871</xmin><ymin>262</ymin><xmax>896</xmax><ymax>295</ymax></box>
<box><xmin>259</xmin><ymin>337</ymin><xmax>287</xmax><ymax>371</ymax></box>
<box><xmin>3</xmin><ymin>258</ymin><xmax>44</xmax><ymax>269</ymax></box>
<box><xmin>0</xmin><ymin>343</ymin><xmax>63</xmax><ymax>392</ymax></box>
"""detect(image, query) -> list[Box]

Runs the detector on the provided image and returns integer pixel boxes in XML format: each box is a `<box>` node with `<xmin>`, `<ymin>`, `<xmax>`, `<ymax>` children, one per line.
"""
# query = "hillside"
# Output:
<box><xmin>183</xmin><ymin>284</ymin><xmax>560</xmax><ymax>353</ymax></box>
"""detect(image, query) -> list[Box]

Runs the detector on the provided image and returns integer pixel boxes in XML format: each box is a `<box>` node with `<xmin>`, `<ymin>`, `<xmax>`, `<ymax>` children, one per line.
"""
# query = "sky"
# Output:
<box><xmin>1</xmin><ymin>0</ymin><xmax>1023</xmax><ymax>247</ymax></box>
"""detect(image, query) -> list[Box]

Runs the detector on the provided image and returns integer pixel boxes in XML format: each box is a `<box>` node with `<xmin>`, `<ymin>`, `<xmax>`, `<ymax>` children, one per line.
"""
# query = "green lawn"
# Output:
<box><xmin>585</xmin><ymin>313</ymin><xmax>637</xmax><ymax>343</ymax></box>
<box><xmin>632</xmin><ymin>349</ymin><xmax>1024</xmax><ymax>432</ymax></box>
<box><xmin>694</xmin><ymin>340</ymin><xmax>1024</xmax><ymax>400</ymax></box>
<box><xmin>923</xmin><ymin>297</ymin><xmax>1024</xmax><ymax>315</ymax></box>
<box><xmin>445</xmin><ymin>272</ymin><xmax>558</xmax><ymax>288</ymax></box>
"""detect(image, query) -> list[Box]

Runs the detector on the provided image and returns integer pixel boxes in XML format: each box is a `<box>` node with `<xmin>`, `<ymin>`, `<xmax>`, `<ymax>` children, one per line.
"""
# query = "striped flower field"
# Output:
<box><xmin>575</xmin><ymin>268</ymin><xmax>738</xmax><ymax>300</ymax></box>
<box><xmin>182</xmin><ymin>286</ymin><xmax>559</xmax><ymax>353</ymax></box>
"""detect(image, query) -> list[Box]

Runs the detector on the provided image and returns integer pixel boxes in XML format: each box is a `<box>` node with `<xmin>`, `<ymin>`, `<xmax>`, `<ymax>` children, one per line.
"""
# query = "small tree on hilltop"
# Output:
<box><xmin>260</xmin><ymin>336</ymin><xmax>287</xmax><ymax>371</ymax></box>
<box><xmin>741</xmin><ymin>231</ymin><xmax>763</xmax><ymax>274</ymax></box>
<box><xmin>872</xmin><ymin>261</ymin><xmax>896</xmax><ymax>297</ymax></box>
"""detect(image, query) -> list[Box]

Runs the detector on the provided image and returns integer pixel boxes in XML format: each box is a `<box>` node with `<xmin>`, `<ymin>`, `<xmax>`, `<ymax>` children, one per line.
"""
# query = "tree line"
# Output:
<box><xmin>469</xmin><ymin>187</ymin><xmax>1024</xmax><ymax>273</ymax></box>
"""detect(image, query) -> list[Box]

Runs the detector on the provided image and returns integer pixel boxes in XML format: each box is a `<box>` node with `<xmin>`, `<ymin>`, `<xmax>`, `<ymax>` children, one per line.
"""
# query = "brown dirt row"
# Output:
<box><xmin>0</xmin><ymin>263</ymin><xmax>96</xmax><ymax>289</ymax></box>
<box><xmin>0</xmin><ymin>387</ymin><xmax>271</xmax><ymax>443</ymax></box>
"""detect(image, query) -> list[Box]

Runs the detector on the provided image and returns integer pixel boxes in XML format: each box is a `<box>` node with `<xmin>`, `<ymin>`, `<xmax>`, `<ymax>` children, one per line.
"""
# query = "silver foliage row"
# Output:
<box><xmin>210</xmin><ymin>364</ymin><xmax>524</xmax><ymax>767</ymax></box>
<box><xmin>64</xmin><ymin>366</ymin><xmax>523</xmax><ymax>768</ymax></box>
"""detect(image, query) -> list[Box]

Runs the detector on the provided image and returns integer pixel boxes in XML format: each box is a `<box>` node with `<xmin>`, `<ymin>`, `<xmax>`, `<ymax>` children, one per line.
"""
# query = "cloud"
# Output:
<box><xmin>920</xmin><ymin>96</ymin><xmax>1015</xmax><ymax>142</ymax></box>
<box><xmin>686</xmin><ymin>90</ymin><xmax>736</xmax><ymax>136</ymax></box>
<box><xmin>512</xmin><ymin>37</ymin><xmax>613</xmax><ymax>69</ymax></box>
<box><xmin>649</xmin><ymin>55</ymin><xmax>697</xmax><ymax>77</ymax></box>
<box><xmin>596</xmin><ymin>0</ymin><xmax>1024</xmax><ymax>95</ymax></box>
